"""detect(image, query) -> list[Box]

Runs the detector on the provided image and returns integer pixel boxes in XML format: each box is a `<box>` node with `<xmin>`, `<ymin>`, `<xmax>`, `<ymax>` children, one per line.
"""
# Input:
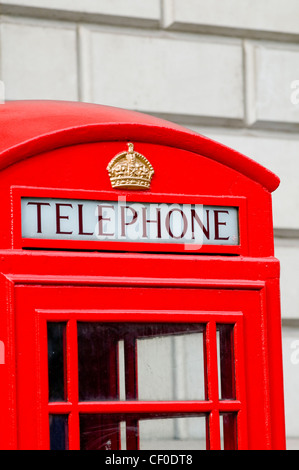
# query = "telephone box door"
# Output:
<box><xmin>12</xmin><ymin>279</ymin><xmax>273</xmax><ymax>450</ymax></box>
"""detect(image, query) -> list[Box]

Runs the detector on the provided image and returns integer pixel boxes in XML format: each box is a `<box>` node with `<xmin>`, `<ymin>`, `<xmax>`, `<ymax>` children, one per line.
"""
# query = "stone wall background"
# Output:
<box><xmin>0</xmin><ymin>0</ymin><xmax>298</xmax><ymax>448</ymax></box>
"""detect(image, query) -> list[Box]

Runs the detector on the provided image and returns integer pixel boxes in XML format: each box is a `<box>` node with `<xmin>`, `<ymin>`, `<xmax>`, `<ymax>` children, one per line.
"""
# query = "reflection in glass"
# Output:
<box><xmin>47</xmin><ymin>322</ymin><xmax>67</xmax><ymax>402</ymax></box>
<box><xmin>137</xmin><ymin>329</ymin><xmax>205</xmax><ymax>400</ymax></box>
<box><xmin>80</xmin><ymin>414</ymin><xmax>121</xmax><ymax>450</ymax></box>
<box><xmin>79</xmin><ymin>414</ymin><xmax>207</xmax><ymax>450</ymax></box>
<box><xmin>77</xmin><ymin>323</ymin><xmax>206</xmax><ymax>402</ymax></box>
<box><xmin>217</xmin><ymin>324</ymin><xmax>236</xmax><ymax>400</ymax></box>
<box><xmin>49</xmin><ymin>414</ymin><xmax>68</xmax><ymax>450</ymax></box>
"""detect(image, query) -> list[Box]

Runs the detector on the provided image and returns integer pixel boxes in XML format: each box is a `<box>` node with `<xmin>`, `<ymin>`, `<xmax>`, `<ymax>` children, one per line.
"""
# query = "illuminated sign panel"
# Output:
<box><xmin>21</xmin><ymin>198</ymin><xmax>239</xmax><ymax>246</ymax></box>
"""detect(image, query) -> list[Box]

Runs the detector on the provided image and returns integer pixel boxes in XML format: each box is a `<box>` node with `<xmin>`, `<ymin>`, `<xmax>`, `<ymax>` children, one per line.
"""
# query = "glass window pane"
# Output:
<box><xmin>47</xmin><ymin>322</ymin><xmax>67</xmax><ymax>402</ymax></box>
<box><xmin>217</xmin><ymin>324</ymin><xmax>236</xmax><ymax>400</ymax></box>
<box><xmin>137</xmin><ymin>326</ymin><xmax>205</xmax><ymax>401</ymax></box>
<box><xmin>77</xmin><ymin>323</ymin><xmax>119</xmax><ymax>401</ymax></box>
<box><xmin>220</xmin><ymin>413</ymin><xmax>237</xmax><ymax>450</ymax></box>
<box><xmin>49</xmin><ymin>414</ymin><xmax>68</xmax><ymax>450</ymax></box>
<box><xmin>139</xmin><ymin>415</ymin><xmax>207</xmax><ymax>450</ymax></box>
<box><xmin>80</xmin><ymin>414</ymin><xmax>121</xmax><ymax>450</ymax></box>
<box><xmin>77</xmin><ymin>323</ymin><xmax>205</xmax><ymax>401</ymax></box>
<box><xmin>79</xmin><ymin>414</ymin><xmax>207</xmax><ymax>450</ymax></box>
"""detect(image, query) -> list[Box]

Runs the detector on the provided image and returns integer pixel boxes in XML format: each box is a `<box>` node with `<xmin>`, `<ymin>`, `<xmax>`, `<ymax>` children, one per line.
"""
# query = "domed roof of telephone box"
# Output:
<box><xmin>0</xmin><ymin>100</ymin><xmax>279</xmax><ymax>192</ymax></box>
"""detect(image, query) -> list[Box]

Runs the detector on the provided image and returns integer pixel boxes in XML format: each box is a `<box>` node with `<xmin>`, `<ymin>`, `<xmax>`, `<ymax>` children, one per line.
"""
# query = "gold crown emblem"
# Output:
<box><xmin>107</xmin><ymin>143</ymin><xmax>154</xmax><ymax>190</ymax></box>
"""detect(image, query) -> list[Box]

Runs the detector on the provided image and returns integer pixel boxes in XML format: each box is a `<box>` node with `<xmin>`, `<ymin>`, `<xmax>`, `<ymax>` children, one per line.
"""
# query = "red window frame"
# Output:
<box><xmin>36</xmin><ymin>309</ymin><xmax>247</xmax><ymax>450</ymax></box>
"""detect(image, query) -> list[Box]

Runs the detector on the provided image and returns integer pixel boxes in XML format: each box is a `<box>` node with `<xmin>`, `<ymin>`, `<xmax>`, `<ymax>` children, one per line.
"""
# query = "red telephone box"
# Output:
<box><xmin>0</xmin><ymin>100</ymin><xmax>285</xmax><ymax>450</ymax></box>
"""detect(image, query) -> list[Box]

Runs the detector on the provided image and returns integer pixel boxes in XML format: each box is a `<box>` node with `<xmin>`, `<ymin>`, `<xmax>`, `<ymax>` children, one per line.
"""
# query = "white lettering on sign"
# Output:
<box><xmin>21</xmin><ymin>198</ymin><xmax>239</xmax><ymax>246</ymax></box>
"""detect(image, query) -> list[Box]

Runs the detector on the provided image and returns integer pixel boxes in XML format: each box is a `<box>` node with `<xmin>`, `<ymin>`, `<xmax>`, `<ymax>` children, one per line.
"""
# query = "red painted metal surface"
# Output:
<box><xmin>0</xmin><ymin>101</ymin><xmax>285</xmax><ymax>450</ymax></box>
<box><xmin>0</xmin><ymin>100</ymin><xmax>279</xmax><ymax>192</ymax></box>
